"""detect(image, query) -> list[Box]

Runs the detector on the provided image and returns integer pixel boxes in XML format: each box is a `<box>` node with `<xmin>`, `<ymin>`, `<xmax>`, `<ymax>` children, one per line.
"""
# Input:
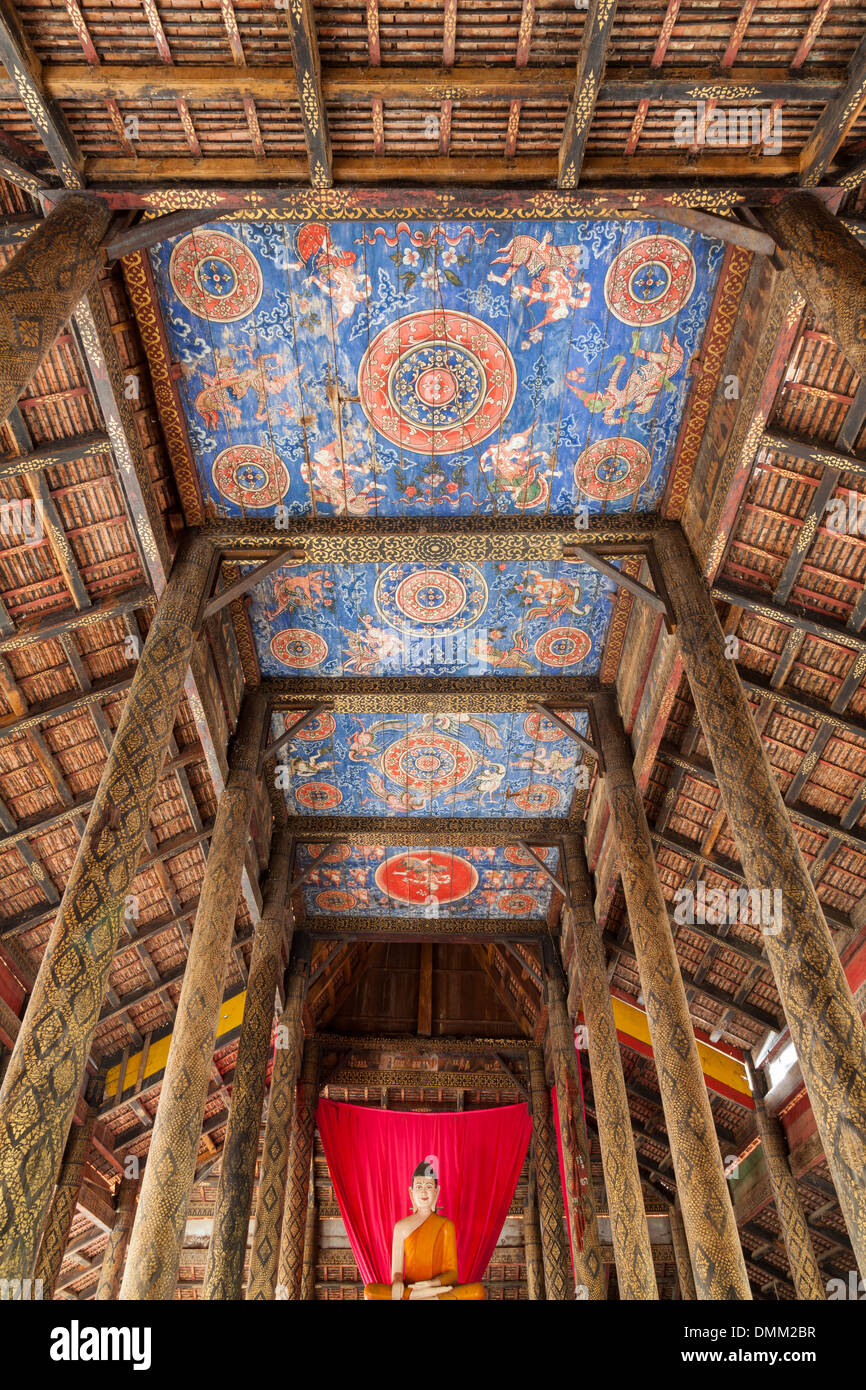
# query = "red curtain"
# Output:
<box><xmin>317</xmin><ymin>1098</ymin><xmax>532</xmax><ymax>1286</ymax></box>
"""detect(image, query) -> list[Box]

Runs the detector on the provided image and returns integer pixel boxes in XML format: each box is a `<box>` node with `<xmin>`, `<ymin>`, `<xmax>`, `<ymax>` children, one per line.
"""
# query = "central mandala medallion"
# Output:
<box><xmin>375</xmin><ymin>850</ymin><xmax>478</xmax><ymax>906</ymax></box>
<box><xmin>358</xmin><ymin>309</ymin><xmax>516</xmax><ymax>454</ymax></box>
<box><xmin>381</xmin><ymin>731</ymin><xmax>477</xmax><ymax>798</ymax></box>
<box><xmin>375</xmin><ymin>560</ymin><xmax>488</xmax><ymax>632</ymax></box>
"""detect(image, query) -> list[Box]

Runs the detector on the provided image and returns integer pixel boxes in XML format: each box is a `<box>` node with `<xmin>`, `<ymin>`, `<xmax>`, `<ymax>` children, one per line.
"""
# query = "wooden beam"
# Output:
<box><xmin>713</xmin><ymin>581</ymin><xmax>866</xmax><ymax>657</ymax></box>
<box><xmin>208</xmin><ymin>513</ymin><xmax>662</xmax><ymax>560</ymax></box>
<box><xmin>515</xmin><ymin>839</ymin><xmax>566</xmax><ymax>896</ymax></box>
<box><xmin>417</xmin><ymin>942</ymin><xmax>433</xmax><ymax>1036</ymax></box>
<box><xmin>104</xmin><ymin>208</ymin><xmax>235</xmax><ymax>260</ymax></box>
<box><xmin>283</xmin><ymin>0</ymin><xmax>332</xmax><ymax>188</ymax></box>
<box><xmin>0</xmin><ymin>583</ymin><xmax>152</xmax><ymax>655</ymax></box>
<box><xmin>80</xmin><ymin>152</ymin><xmax>800</xmax><ymax>185</ymax></box>
<box><xmin>660</xmin><ymin>738</ymin><xmax>866</xmax><ymax>860</ymax></box>
<box><xmin>800</xmin><ymin>32</ymin><xmax>866</xmax><ymax>185</ymax></box>
<box><xmin>533</xmin><ymin>701</ymin><xmax>602</xmax><ymax>766</ymax></box>
<box><xmin>18</xmin><ymin>63</ymin><xmax>844</xmax><ymax>105</ymax></box>
<box><xmin>558</xmin><ymin>0</ymin><xmax>619</xmax><ymax>189</ymax></box>
<box><xmin>261</xmin><ymin>701</ymin><xmax>330</xmax><ymax>766</ymax></box>
<box><xmin>0</xmin><ymin>0</ymin><xmax>83</xmax><ymax>186</ymax></box>
<box><xmin>761</xmin><ymin>427</ymin><xmax>866</xmax><ymax>481</ymax></box>
<box><xmin>0</xmin><ymin>668</ymin><xmax>135</xmax><ymax>742</ymax></box>
<box><xmin>0</xmin><ymin>430</ymin><xmax>111</xmax><ymax>479</ymax></box>
<box><xmin>257</xmin><ymin>678</ymin><xmax>601</xmax><ymax>712</ymax></box>
<box><xmin>0</xmin><ymin>211</ymin><xmax>40</xmax><ymax>245</ymax></box>
<box><xmin>288</xmin><ymin>817</ymin><xmax>570</xmax><ymax>845</ymax></box>
<box><xmin>307</xmin><ymin>917</ymin><xmax>550</xmax><ymax>943</ymax></box>
<box><xmin>566</xmin><ymin>544</ymin><xmax>669</xmax><ymax>619</ymax></box>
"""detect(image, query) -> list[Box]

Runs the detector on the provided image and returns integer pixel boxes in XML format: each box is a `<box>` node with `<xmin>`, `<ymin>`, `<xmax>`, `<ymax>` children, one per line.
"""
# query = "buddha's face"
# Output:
<box><xmin>409</xmin><ymin>1175</ymin><xmax>438</xmax><ymax>1214</ymax></box>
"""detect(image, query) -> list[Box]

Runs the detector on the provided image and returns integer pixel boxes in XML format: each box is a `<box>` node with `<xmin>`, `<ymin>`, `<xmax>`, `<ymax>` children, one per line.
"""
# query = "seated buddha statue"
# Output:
<box><xmin>364</xmin><ymin>1156</ymin><xmax>486</xmax><ymax>1301</ymax></box>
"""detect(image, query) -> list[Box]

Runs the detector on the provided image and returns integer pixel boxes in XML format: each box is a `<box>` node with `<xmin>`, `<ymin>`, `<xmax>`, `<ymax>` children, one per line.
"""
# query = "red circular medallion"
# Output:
<box><xmin>291</xmin><ymin>711</ymin><xmax>337</xmax><ymax>742</ymax></box>
<box><xmin>511</xmin><ymin>784</ymin><xmax>562</xmax><ymax>813</ymax></box>
<box><xmin>358</xmin><ymin>309</ymin><xmax>516</xmax><ymax>455</ymax></box>
<box><xmin>295</xmin><ymin>781</ymin><xmax>342</xmax><ymax>810</ymax></box>
<box><xmin>169</xmin><ymin>230</ymin><xmax>263</xmax><ymax>322</ymax></box>
<box><xmin>523</xmin><ymin>710</ymin><xmax>577</xmax><ymax>743</ymax></box>
<box><xmin>497</xmin><ymin>892</ymin><xmax>539</xmax><ymax>915</ymax></box>
<box><xmin>534</xmin><ymin>627</ymin><xmax>591</xmax><ymax>668</ymax></box>
<box><xmin>604</xmin><ymin>235</ymin><xmax>695</xmax><ymax>327</ymax></box>
<box><xmin>381</xmin><ymin>731</ymin><xmax>477</xmax><ymax>797</ymax></box>
<box><xmin>374</xmin><ymin>850</ymin><xmax>478</xmax><ymax>905</ymax></box>
<box><xmin>574</xmin><ymin>437</ymin><xmax>652</xmax><ymax>503</ymax></box>
<box><xmin>504</xmin><ymin>845</ymin><xmax>549</xmax><ymax>867</ymax></box>
<box><xmin>212</xmin><ymin>444</ymin><xmax>289</xmax><ymax>510</ymax></box>
<box><xmin>315</xmin><ymin>889</ymin><xmax>356</xmax><ymax>911</ymax></box>
<box><xmin>270</xmin><ymin>629</ymin><xmax>329</xmax><ymax>669</ymax></box>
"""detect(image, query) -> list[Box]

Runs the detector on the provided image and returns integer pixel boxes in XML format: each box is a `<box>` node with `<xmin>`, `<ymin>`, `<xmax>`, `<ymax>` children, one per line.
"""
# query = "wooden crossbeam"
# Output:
<box><xmin>199</xmin><ymin>547</ymin><xmax>304</xmax><ymax>625</ymax></box>
<box><xmin>800</xmin><ymin>31</ymin><xmax>866</xmax><ymax>185</ymax></box>
<box><xmin>532</xmin><ymin>701</ymin><xmax>602</xmax><ymax>766</ymax></box>
<box><xmin>565</xmin><ymin>544</ymin><xmax>669</xmax><ymax>620</ymax></box>
<box><xmin>308</xmin><ymin>918</ymin><xmax>549</xmax><ymax>942</ymax></box>
<box><xmin>104</xmin><ymin>209</ymin><xmax>234</xmax><ymax>261</ymax></box>
<box><xmin>558</xmin><ymin>0</ymin><xmax>618</xmax><ymax>189</ymax></box>
<box><xmin>762</xmin><ymin>427</ymin><xmax>866</xmax><ymax>481</ymax></box>
<box><xmin>261</xmin><ymin>701</ymin><xmax>330</xmax><ymax>765</ymax></box>
<box><xmin>660</xmin><ymin>738</ymin><xmax>866</xmax><ymax>859</ymax></box>
<box><xmin>265</xmin><ymin>678</ymin><xmax>600</xmax><ymax>712</ymax></box>
<box><xmin>515</xmin><ymin>839</ymin><xmax>566</xmax><ymax>896</ymax></box>
<box><xmin>288</xmin><ymin>816</ymin><xmax>569</xmax><ymax>845</ymax></box>
<box><xmin>24</xmin><ymin>63</ymin><xmax>845</xmax><ymax>105</ymax></box>
<box><xmin>0</xmin><ymin>667</ymin><xmax>135</xmax><ymax>742</ymax></box>
<box><xmin>0</xmin><ymin>211</ymin><xmax>40</xmax><ymax>244</ymax></box>
<box><xmin>0</xmin><ymin>0</ymin><xmax>83</xmax><ymax>186</ymax></box>
<box><xmin>0</xmin><ymin>430</ymin><xmax>111</xmax><ymax>478</ymax></box>
<box><xmin>713</xmin><ymin>581</ymin><xmax>866</xmax><ymax>658</ymax></box>
<box><xmin>283</xmin><ymin>0</ymin><xmax>332</xmax><ymax>187</ymax></box>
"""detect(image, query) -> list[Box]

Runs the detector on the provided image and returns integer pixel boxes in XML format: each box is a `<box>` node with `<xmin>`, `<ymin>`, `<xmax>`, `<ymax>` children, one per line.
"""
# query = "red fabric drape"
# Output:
<box><xmin>317</xmin><ymin>1098</ymin><xmax>532</xmax><ymax>1286</ymax></box>
<box><xmin>551</xmin><ymin>1072</ymin><xmax>592</xmax><ymax>1275</ymax></box>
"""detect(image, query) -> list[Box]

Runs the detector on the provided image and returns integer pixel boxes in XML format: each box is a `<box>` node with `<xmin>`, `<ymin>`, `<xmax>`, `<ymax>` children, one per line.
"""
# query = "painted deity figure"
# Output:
<box><xmin>364</xmin><ymin>1157</ymin><xmax>486</xmax><ymax>1301</ymax></box>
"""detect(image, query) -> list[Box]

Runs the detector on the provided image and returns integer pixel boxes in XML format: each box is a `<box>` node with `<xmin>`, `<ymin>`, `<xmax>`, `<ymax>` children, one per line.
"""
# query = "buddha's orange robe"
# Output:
<box><xmin>364</xmin><ymin>1213</ymin><xmax>486</xmax><ymax>1300</ymax></box>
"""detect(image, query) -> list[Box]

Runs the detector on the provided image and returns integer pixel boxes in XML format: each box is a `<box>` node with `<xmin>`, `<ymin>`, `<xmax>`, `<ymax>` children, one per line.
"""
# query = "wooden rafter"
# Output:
<box><xmin>800</xmin><ymin>31</ymin><xmax>866</xmax><ymax>185</ymax></box>
<box><xmin>505</xmin><ymin>0</ymin><xmax>536</xmax><ymax>159</ymax></box>
<box><xmin>0</xmin><ymin>0</ymin><xmax>83</xmax><ymax>186</ymax></box>
<box><xmin>283</xmin><ymin>0</ymin><xmax>332</xmax><ymax>188</ymax></box>
<box><xmin>558</xmin><ymin>0</ymin><xmax>619</xmax><ymax>189</ymax></box>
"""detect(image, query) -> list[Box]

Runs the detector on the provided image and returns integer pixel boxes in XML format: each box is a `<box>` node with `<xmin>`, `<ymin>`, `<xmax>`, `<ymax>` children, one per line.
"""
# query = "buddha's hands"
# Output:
<box><xmin>408</xmin><ymin>1284</ymin><xmax>453</xmax><ymax>1300</ymax></box>
<box><xmin>391</xmin><ymin>1280</ymin><xmax>404</xmax><ymax>1301</ymax></box>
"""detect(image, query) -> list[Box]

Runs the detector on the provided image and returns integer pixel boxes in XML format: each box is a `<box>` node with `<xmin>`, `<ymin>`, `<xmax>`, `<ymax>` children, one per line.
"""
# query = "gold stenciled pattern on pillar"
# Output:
<box><xmin>668</xmin><ymin>1200</ymin><xmax>696</xmax><ymax>1300</ymax></box>
<box><xmin>594</xmin><ymin>693</ymin><xmax>752</xmax><ymax>1300</ymax></box>
<box><xmin>0</xmin><ymin>533</ymin><xmax>213</xmax><ymax>1281</ymax></box>
<box><xmin>95</xmin><ymin>1176</ymin><xmax>139</xmax><ymax>1300</ymax></box>
<box><xmin>120</xmin><ymin>693</ymin><xmax>268</xmax><ymax>1300</ymax></box>
<box><xmin>0</xmin><ymin>194</ymin><xmax>110</xmax><ymax>424</ymax></box>
<box><xmin>247</xmin><ymin>936</ymin><xmax>312</xmax><ymax>1300</ymax></box>
<box><xmin>655</xmin><ymin>526</ymin><xmax>866</xmax><ymax>1278</ymax></box>
<box><xmin>750</xmin><ymin>1079</ymin><xmax>825</xmax><ymax>1300</ymax></box>
<box><xmin>762</xmin><ymin>195</ymin><xmax>866</xmax><ymax>381</ymax></box>
<box><xmin>277</xmin><ymin>1040</ymin><xmax>319</xmax><ymax>1299</ymax></box>
<box><xmin>545</xmin><ymin>962</ymin><xmax>606</xmax><ymax>1298</ymax></box>
<box><xmin>562</xmin><ymin>838</ymin><xmax>658</xmax><ymax>1299</ymax></box>
<box><xmin>527</xmin><ymin>1048</ymin><xmax>574</xmax><ymax>1300</ymax></box>
<box><xmin>33</xmin><ymin>1107</ymin><xmax>96</xmax><ymax>1296</ymax></box>
<box><xmin>203</xmin><ymin>829</ymin><xmax>293</xmax><ymax>1300</ymax></box>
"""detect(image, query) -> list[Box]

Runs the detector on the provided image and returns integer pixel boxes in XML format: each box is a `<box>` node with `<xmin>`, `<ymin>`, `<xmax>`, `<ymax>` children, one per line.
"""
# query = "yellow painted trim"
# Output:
<box><xmin>104</xmin><ymin>989</ymin><xmax>248</xmax><ymax>1099</ymax></box>
<box><xmin>609</xmin><ymin>994</ymin><xmax>751</xmax><ymax>1099</ymax></box>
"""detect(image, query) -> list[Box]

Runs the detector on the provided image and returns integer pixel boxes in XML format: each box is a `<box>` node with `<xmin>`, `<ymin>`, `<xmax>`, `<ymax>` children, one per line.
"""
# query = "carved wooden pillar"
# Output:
<box><xmin>0</xmin><ymin>531</ymin><xmax>214</xmax><ymax>1281</ymax></box>
<box><xmin>121</xmin><ymin>692</ymin><xmax>268</xmax><ymax>1300</ymax></box>
<box><xmin>34</xmin><ymin>1105</ymin><xmax>97</xmax><ymax>1297</ymax></box>
<box><xmin>95</xmin><ymin>1175</ymin><xmax>139</xmax><ymax>1301</ymax></box>
<box><xmin>761</xmin><ymin>194</ymin><xmax>866</xmax><ymax>382</ymax></box>
<box><xmin>276</xmin><ymin>1039</ymin><xmax>318</xmax><ymax>1300</ymax></box>
<box><xmin>300</xmin><ymin>1163</ymin><xmax>317</xmax><ymax>1302</ymax></box>
<box><xmin>562</xmin><ymin>835</ymin><xmax>658</xmax><ymax>1299</ymax></box>
<box><xmin>246</xmin><ymin>932</ymin><xmax>312</xmax><ymax>1300</ymax></box>
<box><xmin>593</xmin><ymin>692</ymin><xmax>752</xmax><ymax>1299</ymax></box>
<box><xmin>746</xmin><ymin>1060</ymin><xmax>825</xmax><ymax>1300</ymax></box>
<box><xmin>203</xmin><ymin>827</ymin><xmax>292</xmax><ymax>1300</ymax></box>
<box><xmin>654</xmin><ymin>525</ymin><xmax>866</xmax><ymax>1278</ymax></box>
<box><xmin>669</xmin><ymin>1197</ymin><xmax>696</xmax><ymax>1301</ymax></box>
<box><xmin>527</xmin><ymin>1047</ymin><xmax>573</xmax><ymax>1300</ymax></box>
<box><xmin>543</xmin><ymin>942</ymin><xmax>605</xmax><ymax>1299</ymax></box>
<box><xmin>523</xmin><ymin>1175</ymin><xmax>545</xmax><ymax>1301</ymax></box>
<box><xmin>0</xmin><ymin>193</ymin><xmax>111</xmax><ymax>425</ymax></box>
